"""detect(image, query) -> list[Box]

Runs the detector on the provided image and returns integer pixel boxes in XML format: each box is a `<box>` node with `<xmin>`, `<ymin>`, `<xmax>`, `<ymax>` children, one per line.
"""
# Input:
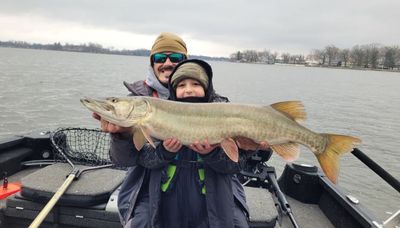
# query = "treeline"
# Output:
<box><xmin>310</xmin><ymin>44</ymin><xmax>400</xmax><ymax>69</ymax></box>
<box><xmin>230</xmin><ymin>44</ymin><xmax>400</xmax><ymax>70</ymax></box>
<box><xmin>0</xmin><ymin>40</ymin><xmax>227</xmax><ymax>61</ymax></box>
<box><xmin>0</xmin><ymin>40</ymin><xmax>150</xmax><ymax>56</ymax></box>
<box><xmin>229</xmin><ymin>50</ymin><xmax>307</xmax><ymax>65</ymax></box>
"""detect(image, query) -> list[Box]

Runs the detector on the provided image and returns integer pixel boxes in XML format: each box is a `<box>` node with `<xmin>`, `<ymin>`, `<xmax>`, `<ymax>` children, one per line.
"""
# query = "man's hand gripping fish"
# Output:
<box><xmin>81</xmin><ymin>96</ymin><xmax>361</xmax><ymax>184</ymax></box>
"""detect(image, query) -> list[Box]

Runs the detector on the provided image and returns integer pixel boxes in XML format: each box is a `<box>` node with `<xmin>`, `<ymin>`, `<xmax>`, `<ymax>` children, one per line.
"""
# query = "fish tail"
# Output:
<box><xmin>316</xmin><ymin>134</ymin><xmax>361</xmax><ymax>184</ymax></box>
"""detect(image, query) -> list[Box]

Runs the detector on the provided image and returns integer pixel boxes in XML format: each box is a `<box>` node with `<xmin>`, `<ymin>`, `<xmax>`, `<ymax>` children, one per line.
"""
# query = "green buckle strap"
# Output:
<box><xmin>198</xmin><ymin>168</ymin><xmax>206</xmax><ymax>194</ymax></box>
<box><xmin>161</xmin><ymin>154</ymin><xmax>206</xmax><ymax>194</ymax></box>
<box><xmin>161</xmin><ymin>164</ymin><xmax>177</xmax><ymax>192</ymax></box>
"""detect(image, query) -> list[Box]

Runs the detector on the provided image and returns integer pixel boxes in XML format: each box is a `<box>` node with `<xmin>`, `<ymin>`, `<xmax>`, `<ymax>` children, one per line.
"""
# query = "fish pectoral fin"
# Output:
<box><xmin>140</xmin><ymin>126</ymin><xmax>156</xmax><ymax>148</ymax></box>
<box><xmin>271</xmin><ymin>143</ymin><xmax>300</xmax><ymax>162</ymax></box>
<box><xmin>235</xmin><ymin>136</ymin><xmax>260</xmax><ymax>151</ymax></box>
<box><xmin>270</xmin><ymin>101</ymin><xmax>306</xmax><ymax>123</ymax></box>
<box><xmin>133</xmin><ymin>130</ymin><xmax>146</xmax><ymax>151</ymax></box>
<box><xmin>220</xmin><ymin>138</ymin><xmax>239</xmax><ymax>162</ymax></box>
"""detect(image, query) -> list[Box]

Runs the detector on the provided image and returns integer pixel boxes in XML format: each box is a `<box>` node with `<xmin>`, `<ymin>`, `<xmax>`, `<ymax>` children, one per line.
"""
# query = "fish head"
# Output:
<box><xmin>80</xmin><ymin>97</ymin><xmax>149</xmax><ymax>127</ymax></box>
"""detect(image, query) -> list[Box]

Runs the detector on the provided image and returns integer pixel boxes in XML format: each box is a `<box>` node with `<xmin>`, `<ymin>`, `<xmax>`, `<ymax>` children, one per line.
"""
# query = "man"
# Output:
<box><xmin>94</xmin><ymin>32</ymin><xmax>190</xmax><ymax>132</ymax></box>
<box><xmin>94</xmin><ymin>33</ymin><xmax>234</xmax><ymax>228</ymax></box>
<box><xmin>123</xmin><ymin>32</ymin><xmax>188</xmax><ymax>98</ymax></box>
<box><xmin>92</xmin><ymin>32</ymin><xmax>190</xmax><ymax>228</ymax></box>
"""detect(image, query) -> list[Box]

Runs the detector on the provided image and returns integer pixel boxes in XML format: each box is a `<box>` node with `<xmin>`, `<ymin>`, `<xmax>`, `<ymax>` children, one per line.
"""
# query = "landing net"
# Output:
<box><xmin>50</xmin><ymin>128</ymin><xmax>114</xmax><ymax>167</ymax></box>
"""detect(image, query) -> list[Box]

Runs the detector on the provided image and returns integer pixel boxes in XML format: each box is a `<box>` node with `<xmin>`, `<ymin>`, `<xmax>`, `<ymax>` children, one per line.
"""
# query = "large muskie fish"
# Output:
<box><xmin>81</xmin><ymin>96</ymin><xmax>361</xmax><ymax>183</ymax></box>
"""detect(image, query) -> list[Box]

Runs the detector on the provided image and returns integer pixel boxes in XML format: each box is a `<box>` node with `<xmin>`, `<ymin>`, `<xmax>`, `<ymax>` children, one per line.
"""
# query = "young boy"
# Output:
<box><xmin>139</xmin><ymin>59</ymin><xmax>252</xmax><ymax>228</ymax></box>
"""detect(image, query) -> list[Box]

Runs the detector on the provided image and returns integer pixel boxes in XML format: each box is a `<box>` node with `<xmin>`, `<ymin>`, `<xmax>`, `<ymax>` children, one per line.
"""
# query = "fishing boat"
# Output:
<box><xmin>0</xmin><ymin>128</ymin><xmax>398</xmax><ymax>228</ymax></box>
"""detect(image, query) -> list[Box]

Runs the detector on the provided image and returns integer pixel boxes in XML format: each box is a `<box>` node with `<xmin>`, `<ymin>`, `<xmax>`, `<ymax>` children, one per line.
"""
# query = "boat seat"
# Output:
<box><xmin>244</xmin><ymin>186</ymin><xmax>278</xmax><ymax>227</ymax></box>
<box><xmin>3</xmin><ymin>193</ymin><xmax>122</xmax><ymax>228</ymax></box>
<box><xmin>20</xmin><ymin>163</ymin><xmax>126</xmax><ymax>207</ymax></box>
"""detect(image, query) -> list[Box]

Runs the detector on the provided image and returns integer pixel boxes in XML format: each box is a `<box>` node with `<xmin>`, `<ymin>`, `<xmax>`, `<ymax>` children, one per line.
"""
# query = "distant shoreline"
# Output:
<box><xmin>0</xmin><ymin>43</ymin><xmax>228</xmax><ymax>61</ymax></box>
<box><xmin>304</xmin><ymin>64</ymin><xmax>400</xmax><ymax>73</ymax></box>
<box><xmin>2</xmin><ymin>45</ymin><xmax>399</xmax><ymax>73</ymax></box>
<box><xmin>229</xmin><ymin>61</ymin><xmax>400</xmax><ymax>73</ymax></box>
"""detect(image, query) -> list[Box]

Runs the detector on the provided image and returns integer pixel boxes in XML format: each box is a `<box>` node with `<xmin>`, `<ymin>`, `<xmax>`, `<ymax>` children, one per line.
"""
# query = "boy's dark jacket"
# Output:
<box><xmin>111</xmin><ymin>59</ymin><xmax>249</xmax><ymax>228</ymax></box>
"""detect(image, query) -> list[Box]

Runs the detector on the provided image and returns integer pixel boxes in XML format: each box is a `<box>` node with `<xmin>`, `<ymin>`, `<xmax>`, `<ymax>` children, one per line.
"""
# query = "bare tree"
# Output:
<box><xmin>258</xmin><ymin>49</ymin><xmax>270</xmax><ymax>63</ymax></box>
<box><xmin>311</xmin><ymin>49</ymin><xmax>327</xmax><ymax>65</ymax></box>
<box><xmin>368</xmin><ymin>44</ymin><xmax>380</xmax><ymax>69</ymax></box>
<box><xmin>340</xmin><ymin>49</ymin><xmax>350</xmax><ymax>67</ymax></box>
<box><xmin>325</xmin><ymin>45</ymin><xmax>340</xmax><ymax>66</ymax></box>
<box><xmin>281</xmin><ymin>53</ymin><xmax>291</xmax><ymax>64</ymax></box>
<box><xmin>269</xmin><ymin>52</ymin><xmax>278</xmax><ymax>64</ymax></box>
<box><xmin>289</xmin><ymin>55</ymin><xmax>297</xmax><ymax>64</ymax></box>
<box><xmin>396</xmin><ymin>47</ymin><xmax>400</xmax><ymax>67</ymax></box>
<box><xmin>358</xmin><ymin>44</ymin><xmax>380</xmax><ymax>68</ymax></box>
<box><xmin>230</xmin><ymin>51</ymin><xmax>243</xmax><ymax>62</ymax></box>
<box><xmin>242</xmin><ymin>50</ymin><xmax>259</xmax><ymax>62</ymax></box>
<box><xmin>383</xmin><ymin>46</ymin><xmax>399</xmax><ymax>69</ymax></box>
<box><xmin>350</xmin><ymin>45</ymin><xmax>364</xmax><ymax>67</ymax></box>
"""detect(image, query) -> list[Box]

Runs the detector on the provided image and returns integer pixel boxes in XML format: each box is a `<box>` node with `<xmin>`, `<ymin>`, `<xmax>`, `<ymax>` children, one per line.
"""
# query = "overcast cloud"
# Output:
<box><xmin>1</xmin><ymin>0</ymin><xmax>399</xmax><ymax>57</ymax></box>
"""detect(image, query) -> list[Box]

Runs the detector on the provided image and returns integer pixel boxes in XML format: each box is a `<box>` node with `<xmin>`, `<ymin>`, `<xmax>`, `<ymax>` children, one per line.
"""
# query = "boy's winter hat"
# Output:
<box><xmin>150</xmin><ymin>32</ymin><xmax>188</xmax><ymax>56</ymax></box>
<box><xmin>171</xmin><ymin>62</ymin><xmax>209</xmax><ymax>91</ymax></box>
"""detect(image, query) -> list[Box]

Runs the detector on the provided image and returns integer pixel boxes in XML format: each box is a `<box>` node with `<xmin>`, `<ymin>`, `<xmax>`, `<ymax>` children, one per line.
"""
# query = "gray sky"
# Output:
<box><xmin>1</xmin><ymin>0</ymin><xmax>399</xmax><ymax>57</ymax></box>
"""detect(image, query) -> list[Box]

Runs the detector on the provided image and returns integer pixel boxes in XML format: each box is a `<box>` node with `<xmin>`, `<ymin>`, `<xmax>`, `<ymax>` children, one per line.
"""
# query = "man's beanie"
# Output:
<box><xmin>171</xmin><ymin>62</ymin><xmax>209</xmax><ymax>91</ymax></box>
<box><xmin>150</xmin><ymin>32</ymin><xmax>188</xmax><ymax>56</ymax></box>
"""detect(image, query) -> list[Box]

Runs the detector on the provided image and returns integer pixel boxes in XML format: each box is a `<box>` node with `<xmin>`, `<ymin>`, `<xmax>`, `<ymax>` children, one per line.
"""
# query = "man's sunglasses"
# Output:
<box><xmin>152</xmin><ymin>53</ymin><xmax>186</xmax><ymax>63</ymax></box>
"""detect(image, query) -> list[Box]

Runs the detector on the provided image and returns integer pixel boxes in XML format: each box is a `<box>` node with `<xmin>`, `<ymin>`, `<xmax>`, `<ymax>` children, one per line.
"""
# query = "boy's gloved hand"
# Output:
<box><xmin>190</xmin><ymin>139</ymin><xmax>218</xmax><ymax>155</ymax></box>
<box><xmin>163</xmin><ymin>138</ymin><xmax>182</xmax><ymax>153</ymax></box>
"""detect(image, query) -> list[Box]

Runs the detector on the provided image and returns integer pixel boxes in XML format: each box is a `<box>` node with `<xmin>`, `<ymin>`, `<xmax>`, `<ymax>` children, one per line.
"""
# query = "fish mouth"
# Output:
<box><xmin>80</xmin><ymin>97</ymin><xmax>130</xmax><ymax>125</ymax></box>
<box><xmin>80</xmin><ymin>97</ymin><xmax>115</xmax><ymax>115</ymax></box>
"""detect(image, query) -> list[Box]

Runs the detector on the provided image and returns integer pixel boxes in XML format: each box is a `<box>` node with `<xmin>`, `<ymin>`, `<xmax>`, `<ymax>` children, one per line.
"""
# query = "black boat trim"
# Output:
<box><xmin>352</xmin><ymin>148</ymin><xmax>400</xmax><ymax>193</ymax></box>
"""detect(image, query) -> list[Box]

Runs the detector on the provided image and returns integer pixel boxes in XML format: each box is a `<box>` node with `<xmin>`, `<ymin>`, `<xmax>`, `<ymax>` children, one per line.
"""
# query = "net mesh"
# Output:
<box><xmin>50</xmin><ymin>128</ymin><xmax>114</xmax><ymax>167</ymax></box>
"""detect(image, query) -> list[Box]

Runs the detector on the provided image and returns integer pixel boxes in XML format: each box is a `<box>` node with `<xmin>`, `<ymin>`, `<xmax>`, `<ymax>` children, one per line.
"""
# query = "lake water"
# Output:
<box><xmin>0</xmin><ymin>47</ymin><xmax>399</xmax><ymax>221</ymax></box>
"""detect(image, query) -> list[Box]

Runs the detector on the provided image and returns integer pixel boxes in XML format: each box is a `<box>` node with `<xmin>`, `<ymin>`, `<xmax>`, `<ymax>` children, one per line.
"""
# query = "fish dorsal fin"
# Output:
<box><xmin>271</xmin><ymin>143</ymin><xmax>300</xmax><ymax>162</ymax></box>
<box><xmin>220</xmin><ymin>138</ymin><xmax>239</xmax><ymax>162</ymax></box>
<box><xmin>270</xmin><ymin>101</ymin><xmax>306</xmax><ymax>123</ymax></box>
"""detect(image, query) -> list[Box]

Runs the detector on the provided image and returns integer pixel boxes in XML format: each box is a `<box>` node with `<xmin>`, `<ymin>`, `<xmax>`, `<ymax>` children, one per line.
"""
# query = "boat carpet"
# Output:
<box><xmin>244</xmin><ymin>186</ymin><xmax>278</xmax><ymax>227</ymax></box>
<box><xmin>20</xmin><ymin>163</ymin><xmax>126</xmax><ymax>207</ymax></box>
